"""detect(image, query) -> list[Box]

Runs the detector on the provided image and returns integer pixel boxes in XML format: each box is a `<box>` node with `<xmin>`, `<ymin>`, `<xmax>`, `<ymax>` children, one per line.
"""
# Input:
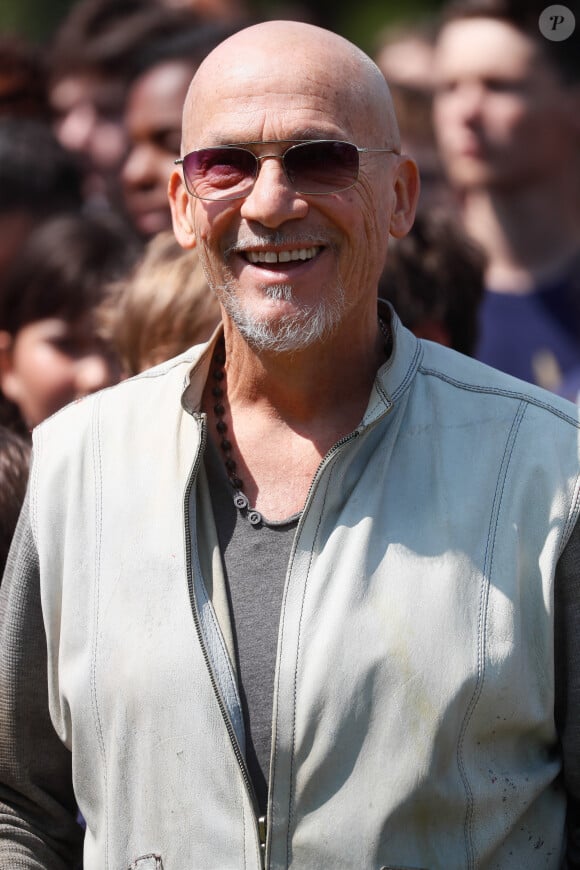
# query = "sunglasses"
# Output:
<box><xmin>175</xmin><ymin>139</ymin><xmax>399</xmax><ymax>201</ymax></box>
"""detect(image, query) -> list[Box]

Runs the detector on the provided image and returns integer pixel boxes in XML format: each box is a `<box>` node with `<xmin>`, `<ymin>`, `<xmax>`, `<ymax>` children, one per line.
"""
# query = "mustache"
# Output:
<box><xmin>223</xmin><ymin>231</ymin><xmax>334</xmax><ymax>258</ymax></box>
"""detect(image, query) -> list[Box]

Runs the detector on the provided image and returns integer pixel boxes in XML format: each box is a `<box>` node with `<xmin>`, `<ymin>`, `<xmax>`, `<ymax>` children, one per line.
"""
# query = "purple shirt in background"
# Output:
<box><xmin>476</xmin><ymin>258</ymin><xmax>580</xmax><ymax>401</ymax></box>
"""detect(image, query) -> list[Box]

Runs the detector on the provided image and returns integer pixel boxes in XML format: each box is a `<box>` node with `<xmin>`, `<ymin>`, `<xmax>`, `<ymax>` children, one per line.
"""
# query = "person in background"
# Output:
<box><xmin>121</xmin><ymin>19</ymin><xmax>240</xmax><ymax>238</ymax></box>
<box><xmin>47</xmin><ymin>0</ymin><xmax>200</xmax><ymax>213</ymax></box>
<box><xmin>0</xmin><ymin>118</ymin><xmax>83</xmax><ymax>289</ymax></box>
<box><xmin>432</xmin><ymin>0</ymin><xmax>580</xmax><ymax>393</ymax></box>
<box><xmin>374</xmin><ymin>19</ymin><xmax>455</xmax><ymax>212</ymax></box>
<box><xmin>0</xmin><ymin>213</ymin><xmax>137</xmax><ymax>430</ymax></box>
<box><xmin>379</xmin><ymin>208</ymin><xmax>485</xmax><ymax>355</ymax></box>
<box><xmin>100</xmin><ymin>230</ymin><xmax>221</xmax><ymax>375</ymax></box>
<box><xmin>0</xmin><ymin>118</ymin><xmax>84</xmax><ymax>436</ymax></box>
<box><xmin>0</xmin><ymin>35</ymin><xmax>49</xmax><ymax>120</ymax></box>
<box><xmin>159</xmin><ymin>0</ymin><xmax>249</xmax><ymax>18</ymax></box>
<box><xmin>0</xmin><ymin>425</ymin><xmax>30</xmax><ymax>580</ymax></box>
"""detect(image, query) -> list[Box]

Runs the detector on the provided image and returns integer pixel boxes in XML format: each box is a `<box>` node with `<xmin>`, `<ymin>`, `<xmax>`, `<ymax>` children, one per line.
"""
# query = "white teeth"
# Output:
<box><xmin>246</xmin><ymin>247</ymin><xmax>318</xmax><ymax>264</ymax></box>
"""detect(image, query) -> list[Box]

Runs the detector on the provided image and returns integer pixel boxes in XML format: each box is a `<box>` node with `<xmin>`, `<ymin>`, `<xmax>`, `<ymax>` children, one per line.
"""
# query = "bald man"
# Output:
<box><xmin>1</xmin><ymin>20</ymin><xmax>580</xmax><ymax>870</ymax></box>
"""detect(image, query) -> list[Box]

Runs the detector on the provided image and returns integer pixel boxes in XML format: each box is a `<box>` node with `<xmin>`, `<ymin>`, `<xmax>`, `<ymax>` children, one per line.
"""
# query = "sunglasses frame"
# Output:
<box><xmin>174</xmin><ymin>139</ymin><xmax>399</xmax><ymax>201</ymax></box>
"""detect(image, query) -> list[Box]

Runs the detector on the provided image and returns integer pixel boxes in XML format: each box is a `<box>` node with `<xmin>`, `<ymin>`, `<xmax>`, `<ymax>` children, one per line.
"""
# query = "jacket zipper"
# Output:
<box><xmin>299</xmin><ymin>390</ymin><xmax>395</xmax><ymax>520</ymax></box>
<box><xmin>293</xmin><ymin>413</ymin><xmax>390</xmax><ymax>538</ymax></box>
<box><xmin>183</xmin><ymin>414</ymin><xmax>265</xmax><ymax>869</ymax></box>
<box><xmin>184</xmin><ymin>407</ymin><xmax>392</xmax><ymax>869</ymax></box>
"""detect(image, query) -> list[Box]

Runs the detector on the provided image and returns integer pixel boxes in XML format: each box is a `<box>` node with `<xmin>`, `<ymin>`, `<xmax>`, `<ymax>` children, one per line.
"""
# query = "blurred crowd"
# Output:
<box><xmin>0</xmin><ymin>0</ymin><xmax>579</xmax><ymax>573</ymax></box>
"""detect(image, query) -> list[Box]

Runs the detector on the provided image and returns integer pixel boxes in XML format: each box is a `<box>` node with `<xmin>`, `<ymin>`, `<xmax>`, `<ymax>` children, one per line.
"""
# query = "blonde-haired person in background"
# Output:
<box><xmin>101</xmin><ymin>230</ymin><xmax>221</xmax><ymax>376</ymax></box>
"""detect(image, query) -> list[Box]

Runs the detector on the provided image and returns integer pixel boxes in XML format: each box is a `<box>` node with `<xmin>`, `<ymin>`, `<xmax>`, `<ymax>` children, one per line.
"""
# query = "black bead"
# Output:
<box><xmin>225</xmin><ymin>457</ymin><xmax>236</xmax><ymax>472</ymax></box>
<box><xmin>214</xmin><ymin>402</ymin><xmax>225</xmax><ymax>415</ymax></box>
<box><xmin>232</xmin><ymin>476</ymin><xmax>244</xmax><ymax>490</ymax></box>
<box><xmin>212</xmin><ymin>385</ymin><xmax>223</xmax><ymax>398</ymax></box>
<box><xmin>216</xmin><ymin>420</ymin><xmax>227</xmax><ymax>433</ymax></box>
<box><xmin>213</xmin><ymin>369</ymin><xmax>224</xmax><ymax>381</ymax></box>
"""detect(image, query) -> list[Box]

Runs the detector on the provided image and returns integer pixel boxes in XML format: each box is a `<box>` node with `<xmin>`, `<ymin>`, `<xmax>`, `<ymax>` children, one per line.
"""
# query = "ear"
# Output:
<box><xmin>168</xmin><ymin>169</ymin><xmax>197</xmax><ymax>250</ymax></box>
<box><xmin>389</xmin><ymin>156</ymin><xmax>420</xmax><ymax>239</ymax></box>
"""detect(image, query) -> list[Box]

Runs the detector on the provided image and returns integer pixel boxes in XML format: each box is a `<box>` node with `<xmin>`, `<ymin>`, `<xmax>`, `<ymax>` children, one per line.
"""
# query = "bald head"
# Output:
<box><xmin>169</xmin><ymin>18</ymin><xmax>420</xmax><ymax>354</ymax></box>
<box><xmin>181</xmin><ymin>20</ymin><xmax>400</xmax><ymax>152</ymax></box>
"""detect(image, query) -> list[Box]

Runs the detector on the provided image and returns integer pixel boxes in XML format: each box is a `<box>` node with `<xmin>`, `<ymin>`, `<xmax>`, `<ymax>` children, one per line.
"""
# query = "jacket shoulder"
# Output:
<box><xmin>418</xmin><ymin>339</ymin><xmax>580</xmax><ymax>427</ymax></box>
<box><xmin>32</xmin><ymin>343</ymin><xmax>207</xmax><ymax>464</ymax></box>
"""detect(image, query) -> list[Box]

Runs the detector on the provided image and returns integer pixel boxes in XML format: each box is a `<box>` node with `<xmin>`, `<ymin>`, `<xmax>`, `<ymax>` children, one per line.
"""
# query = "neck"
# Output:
<box><xmin>220</xmin><ymin>307</ymin><xmax>387</xmax><ymax>431</ymax></box>
<box><xmin>202</xmin><ymin>308</ymin><xmax>390</xmax><ymax>523</ymax></box>
<box><xmin>461</xmin><ymin>178</ymin><xmax>580</xmax><ymax>292</ymax></box>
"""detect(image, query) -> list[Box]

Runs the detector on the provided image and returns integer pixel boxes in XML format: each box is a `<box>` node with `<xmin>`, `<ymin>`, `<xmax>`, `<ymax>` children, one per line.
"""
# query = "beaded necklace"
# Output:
<box><xmin>209</xmin><ymin>317</ymin><xmax>391</xmax><ymax>526</ymax></box>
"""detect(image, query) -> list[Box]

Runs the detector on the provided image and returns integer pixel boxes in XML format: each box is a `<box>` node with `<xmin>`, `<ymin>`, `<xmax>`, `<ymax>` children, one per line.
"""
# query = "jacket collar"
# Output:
<box><xmin>180</xmin><ymin>302</ymin><xmax>423</xmax><ymax>424</ymax></box>
<box><xmin>363</xmin><ymin>299</ymin><xmax>423</xmax><ymax>426</ymax></box>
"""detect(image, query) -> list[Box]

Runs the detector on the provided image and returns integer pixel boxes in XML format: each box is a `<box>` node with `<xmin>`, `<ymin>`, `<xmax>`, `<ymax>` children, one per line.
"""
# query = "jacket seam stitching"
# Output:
<box><xmin>30</xmin><ymin>430</ymin><xmax>41</xmax><ymax>549</ymax></box>
<box><xmin>32</xmin><ymin>351</ymin><xmax>201</xmax><ymax>434</ymax></box>
<box><xmin>186</xmin><ymin>459</ymin><xmax>251</xmax><ymax>869</ymax></box>
<box><xmin>419</xmin><ymin>366</ymin><xmax>580</xmax><ymax>428</ymax></box>
<box><xmin>191</xmin><ymin>532</ymin><xmax>245</xmax><ymax>748</ymax></box>
<box><xmin>457</xmin><ymin>400</ymin><xmax>527</xmax><ymax>869</ymax></box>
<box><xmin>391</xmin><ymin>342</ymin><xmax>423</xmax><ymax>403</ymax></box>
<box><xmin>367</xmin><ymin>340</ymin><xmax>423</xmax><ymax>419</ymax></box>
<box><xmin>284</xmin><ymin>457</ymin><xmax>337</xmax><ymax>865</ymax></box>
<box><xmin>90</xmin><ymin>392</ymin><xmax>109</xmax><ymax>869</ymax></box>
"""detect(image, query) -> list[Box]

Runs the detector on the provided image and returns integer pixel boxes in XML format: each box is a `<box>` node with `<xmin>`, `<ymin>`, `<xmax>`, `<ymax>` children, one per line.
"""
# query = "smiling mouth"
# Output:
<box><xmin>243</xmin><ymin>246</ymin><xmax>321</xmax><ymax>265</ymax></box>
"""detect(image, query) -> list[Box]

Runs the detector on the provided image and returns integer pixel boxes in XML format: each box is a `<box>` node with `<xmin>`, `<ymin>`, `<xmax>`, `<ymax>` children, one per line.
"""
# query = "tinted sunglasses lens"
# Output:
<box><xmin>285</xmin><ymin>141</ymin><xmax>359</xmax><ymax>193</ymax></box>
<box><xmin>182</xmin><ymin>147</ymin><xmax>256</xmax><ymax>199</ymax></box>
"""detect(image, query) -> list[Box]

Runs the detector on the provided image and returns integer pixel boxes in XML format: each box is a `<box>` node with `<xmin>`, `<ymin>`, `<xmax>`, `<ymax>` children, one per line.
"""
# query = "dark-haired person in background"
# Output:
<box><xmin>120</xmin><ymin>18</ymin><xmax>242</xmax><ymax>238</ymax></box>
<box><xmin>0</xmin><ymin>34</ymin><xmax>49</xmax><ymax>121</ymax></box>
<box><xmin>0</xmin><ymin>118</ymin><xmax>83</xmax><ymax>288</ymax></box>
<box><xmin>0</xmin><ymin>118</ymin><xmax>85</xmax><ymax>436</ymax></box>
<box><xmin>48</xmin><ymin>0</ymin><xmax>210</xmax><ymax>214</ymax></box>
<box><xmin>0</xmin><ymin>213</ymin><xmax>137</xmax><ymax>429</ymax></box>
<box><xmin>379</xmin><ymin>208</ymin><xmax>485</xmax><ymax>355</ymax></box>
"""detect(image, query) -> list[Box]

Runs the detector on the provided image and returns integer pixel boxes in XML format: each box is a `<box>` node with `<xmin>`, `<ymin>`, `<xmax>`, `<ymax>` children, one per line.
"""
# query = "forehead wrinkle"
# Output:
<box><xmin>182</xmin><ymin>22</ymin><xmax>399</xmax><ymax>150</ymax></box>
<box><xmin>185</xmin><ymin>87</ymin><xmax>392</xmax><ymax>152</ymax></box>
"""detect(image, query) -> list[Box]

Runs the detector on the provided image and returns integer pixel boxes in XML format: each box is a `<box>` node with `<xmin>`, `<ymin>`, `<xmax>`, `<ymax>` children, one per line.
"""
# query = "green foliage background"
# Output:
<box><xmin>0</xmin><ymin>0</ymin><xmax>444</xmax><ymax>53</ymax></box>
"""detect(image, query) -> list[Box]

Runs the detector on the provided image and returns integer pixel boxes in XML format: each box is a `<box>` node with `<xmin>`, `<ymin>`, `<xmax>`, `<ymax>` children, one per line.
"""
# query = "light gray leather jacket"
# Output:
<box><xmin>1</xmin><ymin>311</ymin><xmax>580</xmax><ymax>870</ymax></box>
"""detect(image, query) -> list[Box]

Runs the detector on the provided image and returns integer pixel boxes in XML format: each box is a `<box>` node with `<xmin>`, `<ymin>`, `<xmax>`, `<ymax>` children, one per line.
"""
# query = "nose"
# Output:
<box><xmin>239</xmin><ymin>154</ymin><xmax>308</xmax><ymax>228</ymax></box>
<box><xmin>74</xmin><ymin>354</ymin><xmax>115</xmax><ymax>398</ymax></box>
<box><xmin>455</xmin><ymin>81</ymin><xmax>486</xmax><ymax>122</ymax></box>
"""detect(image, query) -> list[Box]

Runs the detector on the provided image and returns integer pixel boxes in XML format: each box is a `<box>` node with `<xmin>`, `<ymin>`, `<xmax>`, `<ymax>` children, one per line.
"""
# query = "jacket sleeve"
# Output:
<box><xmin>556</xmin><ymin>512</ymin><xmax>580</xmax><ymax>870</ymax></box>
<box><xmin>0</xmin><ymin>488</ymin><xmax>83</xmax><ymax>869</ymax></box>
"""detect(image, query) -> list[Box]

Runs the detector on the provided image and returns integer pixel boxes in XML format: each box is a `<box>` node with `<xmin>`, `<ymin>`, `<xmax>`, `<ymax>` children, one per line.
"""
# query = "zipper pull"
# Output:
<box><xmin>258</xmin><ymin>814</ymin><xmax>267</xmax><ymax>867</ymax></box>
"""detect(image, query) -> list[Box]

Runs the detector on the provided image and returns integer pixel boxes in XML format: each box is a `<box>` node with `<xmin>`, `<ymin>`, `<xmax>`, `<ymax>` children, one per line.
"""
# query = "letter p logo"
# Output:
<box><xmin>539</xmin><ymin>5</ymin><xmax>576</xmax><ymax>40</ymax></box>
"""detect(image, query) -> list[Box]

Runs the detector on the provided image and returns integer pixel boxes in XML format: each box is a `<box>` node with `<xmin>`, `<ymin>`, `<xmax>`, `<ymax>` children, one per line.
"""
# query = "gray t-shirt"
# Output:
<box><xmin>204</xmin><ymin>437</ymin><xmax>299</xmax><ymax>814</ymax></box>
